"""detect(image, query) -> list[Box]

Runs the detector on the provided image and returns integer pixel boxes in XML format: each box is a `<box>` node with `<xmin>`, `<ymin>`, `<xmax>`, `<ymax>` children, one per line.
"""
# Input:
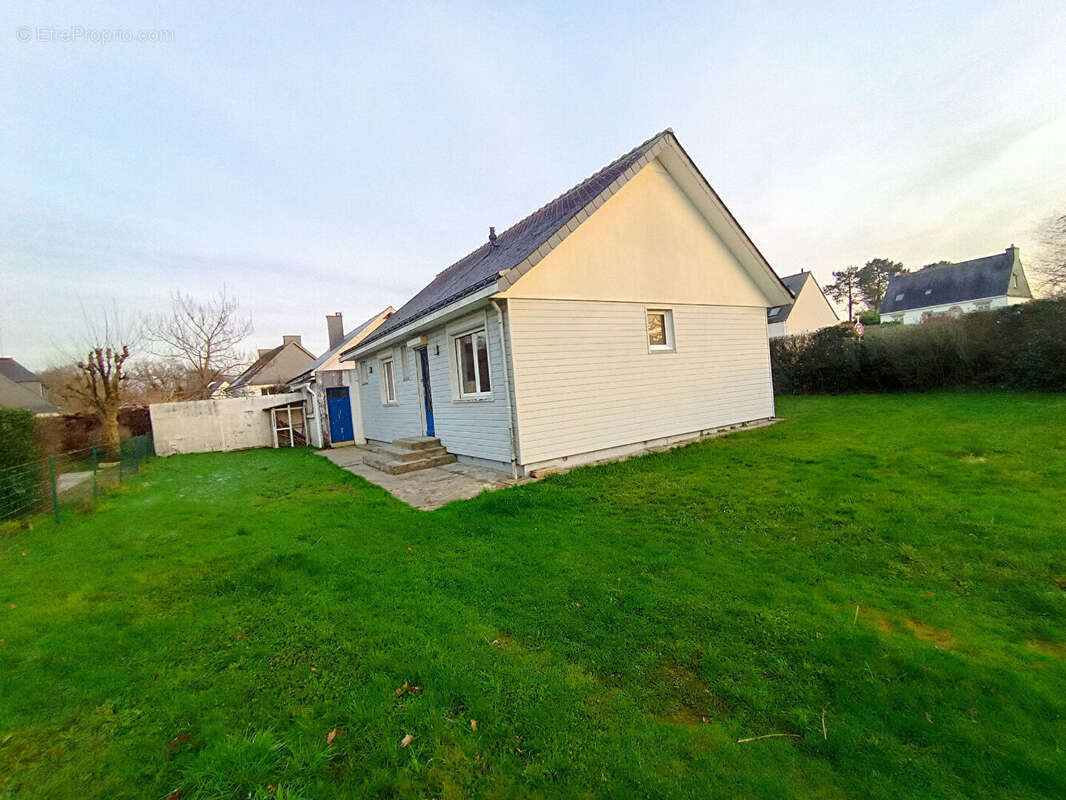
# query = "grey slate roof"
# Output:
<box><xmin>0</xmin><ymin>358</ymin><xmax>39</xmax><ymax>383</ymax></box>
<box><xmin>354</xmin><ymin>129</ymin><xmax>676</xmax><ymax>351</ymax></box>
<box><xmin>288</xmin><ymin>308</ymin><xmax>393</xmax><ymax>385</ymax></box>
<box><xmin>767</xmin><ymin>272</ymin><xmax>810</xmax><ymax>323</ymax></box>
<box><xmin>880</xmin><ymin>248</ymin><xmax>1029</xmax><ymax>314</ymax></box>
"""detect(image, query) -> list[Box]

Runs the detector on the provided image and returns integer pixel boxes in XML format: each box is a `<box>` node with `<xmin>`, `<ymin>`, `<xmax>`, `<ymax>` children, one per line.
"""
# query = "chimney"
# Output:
<box><xmin>488</xmin><ymin>226</ymin><xmax>497</xmax><ymax>247</ymax></box>
<box><xmin>282</xmin><ymin>335</ymin><xmax>302</xmax><ymax>347</ymax></box>
<box><xmin>258</xmin><ymin>348</ymin><xmax>272</xmax><ymax>359</ymax></box>
<box><xmin>326</xmin><ymin>313</ymin><xmax>344</xmax><ymax>349</ymax></box>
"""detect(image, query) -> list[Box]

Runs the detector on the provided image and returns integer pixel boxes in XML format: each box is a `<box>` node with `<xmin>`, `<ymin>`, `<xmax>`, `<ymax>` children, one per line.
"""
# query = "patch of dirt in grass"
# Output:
<box><xmin>1028</xmin><ymin>639</ymin><xmax>1066</xmax><ymax>659</ymax></box>
<box><xmin>905</xmin><ymin>619</ymin><xmax>956</xmax><ymax>650</ymax></box>
<box><xmin>959</xmin><ymin>455</ymin><xmax>988</xmax><ymax>464</ymax></box>
<box><xmin>648</xmin><ymin>658</ymin><xmax>731</xmax><ymax>726</ymax></box>
<box><xmin>858</xmin><ymin>607</ymin><xmax>895</xmax><ymax>635</ymax></box>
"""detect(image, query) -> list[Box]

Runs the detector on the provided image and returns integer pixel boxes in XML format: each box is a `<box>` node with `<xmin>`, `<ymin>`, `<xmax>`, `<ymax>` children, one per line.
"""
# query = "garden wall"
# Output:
<box><xmin>150</xmin><ymin>393</ymin><xmax>304</xmax><ymax>456</ymax></box>
<box><xmin>771</xmin><ymin>299</ymin><xmax>1066</xmax><ymax>394</ymax></box>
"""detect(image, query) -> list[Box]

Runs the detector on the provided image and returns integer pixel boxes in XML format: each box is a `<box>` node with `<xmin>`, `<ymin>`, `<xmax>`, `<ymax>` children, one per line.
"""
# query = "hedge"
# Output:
<box><xmin>771</xmin><ymin>299</ymin><xmax>1066</xmax><ymax>394</ymax></box>
<box><xmin>0</xmin><ymin>407</ymin><xmax>41</xmax><ymax>519</ymax></box>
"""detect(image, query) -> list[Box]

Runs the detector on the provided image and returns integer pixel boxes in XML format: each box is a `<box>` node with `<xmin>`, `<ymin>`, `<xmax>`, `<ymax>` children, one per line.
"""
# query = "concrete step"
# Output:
<box><xmin>372</xmin><ymin>442</ymin><xmax>449</xmax><ymax>463</ymax></box>
<box><xmin>363</xmin><ymin>451</ymin><xmax>457</xmax><ymax>475</ymax></box>
<box><xmin>392</xmin><ymin>436</ymin><xmax>443</xmax><ymax>452</ymax></box>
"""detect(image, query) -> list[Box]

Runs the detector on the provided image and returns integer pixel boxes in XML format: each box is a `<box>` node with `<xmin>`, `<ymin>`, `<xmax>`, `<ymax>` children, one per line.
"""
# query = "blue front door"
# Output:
<box><xmin>418</xmin><ymin>348</ymin><xmax>434</xmax><ymax>436</ymax></box>
<box><xmin>326</xmin><ymin>387</ymin><xmax>354</xmax><ymax>443</ymax></box>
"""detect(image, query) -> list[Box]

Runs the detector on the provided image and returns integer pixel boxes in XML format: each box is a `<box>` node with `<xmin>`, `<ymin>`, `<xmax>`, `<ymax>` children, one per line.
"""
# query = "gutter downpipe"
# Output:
<box><xmin>293</xmin><ymin>379</ymin><xmax>322</xmax><ymax>449</ymax></box>
<box><xmin>491</xmin><ymin>299</ymin><xmax>519</xmax><ymax>480</ymax></box>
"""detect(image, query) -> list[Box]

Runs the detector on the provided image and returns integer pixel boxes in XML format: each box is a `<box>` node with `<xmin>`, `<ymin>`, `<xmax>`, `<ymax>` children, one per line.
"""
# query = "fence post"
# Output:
<box><xmin>92</xmin><ymin>445</ymin><xmax>98</xmax><ymax>498</ymax></box>
<box><xmin>49</xmin><ymin>456</ymin><xmax>60</xmax><ymax>523</ymax></box>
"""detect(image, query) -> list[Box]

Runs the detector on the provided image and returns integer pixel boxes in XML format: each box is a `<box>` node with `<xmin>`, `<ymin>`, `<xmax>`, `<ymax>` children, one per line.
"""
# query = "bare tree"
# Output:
<box><xmin>71</xmin><ymin>347</ymin><xmax>132</xmax><ymax>452</ymax></box>
<box><xmin>1035</xmin><ymin>213</ymin><xmax>1066</xmax><ymax>298</ymax></box>
<box><xmin>146</xmin><ymin>288</ymin><xmax>253</xmax><ymax>399</ymax></box>
<box><xmin>65</xmin><ymin>307</ymin><xmax>139</xmax><ymax>451</ymax></box>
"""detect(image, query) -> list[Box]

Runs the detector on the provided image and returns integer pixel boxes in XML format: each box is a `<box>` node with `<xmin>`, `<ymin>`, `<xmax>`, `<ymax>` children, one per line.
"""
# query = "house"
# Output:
<box><xmin>226</xmin><ymin>335</ymin><xmax>316</xmax><ymax>397</ymax></box>
<box><xmin>339</xmin><ymin>128</ymin><xmax>791</xmax><ymax>476</ymax></box>
<box><xmin>767</xmin><ymin>271</ymin><xmax>839</xmax><ymax>338</ymax></box>
<box><xmin>0</xmin><ymin>358</ymin><xmax>58</xmax><ymax>415</ymax></box>
<box><xmin>879</xmin><ymin>246</ymin><xmax>1032</xmax><ymax>324</ymax></box>
<box><xmin>286</xmin><ymin>307</ymin><xmax>394</xmax><ymax>448</ymax></box>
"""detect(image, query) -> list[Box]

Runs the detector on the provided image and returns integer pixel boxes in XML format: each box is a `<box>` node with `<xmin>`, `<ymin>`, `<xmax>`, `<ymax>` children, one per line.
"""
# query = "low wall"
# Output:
<box><xmin>150</xmin><ymin>393</ymin><xmax>304</xmax><ymax>456</ymax></box>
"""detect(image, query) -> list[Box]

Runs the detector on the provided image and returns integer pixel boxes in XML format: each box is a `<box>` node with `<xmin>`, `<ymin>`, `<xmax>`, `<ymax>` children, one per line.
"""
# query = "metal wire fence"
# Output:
<box><xmin>0</xmin><ymin>434</ymin><xmax>154</xmax><ymax>523</ymax></box>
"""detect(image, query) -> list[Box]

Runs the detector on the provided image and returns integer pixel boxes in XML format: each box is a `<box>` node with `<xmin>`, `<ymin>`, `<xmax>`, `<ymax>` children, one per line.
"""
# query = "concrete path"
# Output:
<box><xmin>318</xmin><ymin>446</ymin><xmax>529</xmax><ymax>510</ymax></box>
<box><xmin>56</xmin><ymin>471</ymin><xmax>92</xmax><ymax>494</ymax></box>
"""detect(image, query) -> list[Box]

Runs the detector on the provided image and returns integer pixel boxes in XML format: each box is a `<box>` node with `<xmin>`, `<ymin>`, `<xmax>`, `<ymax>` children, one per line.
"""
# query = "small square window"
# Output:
<box><xmin>768</xmin><ymin>307</ymin><xmax>781</xmax><ymax>317</ymax></box>
<box><xmin>895</xmin><ymin>293</ymin><xmax>905</xmax><ymax>301</ymax></box>
<box><xmin>924</xmin><ymin>289</ymin><xmax>932</xmax><ymax>295</ymax></box>
<box><xmin>646</xmin><ymin>309</ymin><xmax>675</xmax><ymax>351</ymax></box>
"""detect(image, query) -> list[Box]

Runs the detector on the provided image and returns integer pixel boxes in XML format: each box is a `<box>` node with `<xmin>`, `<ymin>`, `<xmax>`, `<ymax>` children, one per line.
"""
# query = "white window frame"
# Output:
<box><xmin>646</xmin><ymin>308</ymin><xmax>676</xmax><ymax>352</ymax></box>
<box><xmin>451</xmin><ymin>325</ymin><xmax>493</xmax><ymax>400</ymax></box>
<box><xmin>380</xmin><ymin>357</ymin><xmax>396</xmax><ymax>405</ymax></box>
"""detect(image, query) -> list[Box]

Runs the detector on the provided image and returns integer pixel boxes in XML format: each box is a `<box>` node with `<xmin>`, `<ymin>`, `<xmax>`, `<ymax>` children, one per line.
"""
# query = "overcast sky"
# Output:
<box><xmin>2</xmin><ymin>0</ymin><xmax>1064</xmax><ymax>369</ymax></box>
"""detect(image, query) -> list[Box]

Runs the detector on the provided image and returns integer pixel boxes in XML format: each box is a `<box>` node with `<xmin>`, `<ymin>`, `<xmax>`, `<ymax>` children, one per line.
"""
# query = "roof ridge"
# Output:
<box><xmin>428</xmin><ymin>128</ymin><xmax>674</xmax><ymax>282</ymax></box>
<box><xmin>491</xmin><ymin>128</ymin><xmax>673</xmax><ymax>243</ymax></box>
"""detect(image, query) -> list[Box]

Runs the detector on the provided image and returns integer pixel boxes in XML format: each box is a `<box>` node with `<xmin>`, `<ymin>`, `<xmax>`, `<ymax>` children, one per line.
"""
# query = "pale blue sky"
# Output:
<box><xmin>2</xmin><ymin>0</ymin><xmax>1064</xmax><ymax>368</ymax></box>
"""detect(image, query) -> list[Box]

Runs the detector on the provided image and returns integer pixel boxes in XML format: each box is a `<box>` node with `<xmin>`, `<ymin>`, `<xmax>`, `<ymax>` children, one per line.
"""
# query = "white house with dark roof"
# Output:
<box><xmin>0</xmin><ymin>358</ymin><xmax>58</xmax><ymax>416</ymax></box>
<box><xmin>226</xmin><ymin>335</ymin><xmax>316</xmax><ymax>397</ymax></box>
<box><xmin>767</xmin><ymin>271</ymin><xmax>839</xmax><ymax>338</ymax></box>
<box><xmin>340</xmin><ymin>129</ymin><xmax>792</xmax><ymax>476</ymax></box>
<box><xmin>879</xmin><ymin>246</ymin><xmax>1033</xmax><ymax>324</ymax></box>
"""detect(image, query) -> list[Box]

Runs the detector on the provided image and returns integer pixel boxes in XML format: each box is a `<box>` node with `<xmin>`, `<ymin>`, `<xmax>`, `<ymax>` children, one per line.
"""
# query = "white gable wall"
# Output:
<box><xmin>773</xmin><ymin>275</ymin><xmax>838</xmax><ymax>337</ymax></box>
<box><xmin>500</xmin><ymin>160</ymin><xmax>770</xmax><ymax>308</ymax></box>
<box><xmin>501</xmin><ymin>158</ymin><xmax>776</xmax><ymax>470</ymax></box>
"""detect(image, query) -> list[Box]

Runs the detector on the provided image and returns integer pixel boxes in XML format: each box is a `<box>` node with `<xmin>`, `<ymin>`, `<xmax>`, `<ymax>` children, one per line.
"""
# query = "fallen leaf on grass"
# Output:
<box><xmin>21</xmin><ymin>552</ymin><xmax>27</xmax><ymax>557</ymax></box>
<box><xmin>471</xmin><ymin>720</ymin><xmax>478</xmax><ymax>731</ymax></box>
<box><xmin>235</xmin><ymin>634</ymin><xmax>247</xmax><ymax>640</ymax></box>
<box><xmin>395</xmin><ymin>681</ymin><xmax>409</xmax><ymax>697</ymax></box>
<box><xmin>167</xmin><ymin>732</ymin><xmax>191</xmax><ymax>758</ymax></box>
<box><xmin>326</xmin><ymin>727</ymin><xmax>340</xmax><ymax>744</ymax></box>
<box><xmin>400</xmin><ymin>733</ymin><xmax>414</xmax><ymax>748</ymax></box>
<box><xmin>165</xmin><ymin>791</ymin><xmax>182</xmax><ymax>800</ymax></box>
<box><xmin>924</xmin><ymin>712</ymin><xmax>933</xmax><ymax>724</ymax></box>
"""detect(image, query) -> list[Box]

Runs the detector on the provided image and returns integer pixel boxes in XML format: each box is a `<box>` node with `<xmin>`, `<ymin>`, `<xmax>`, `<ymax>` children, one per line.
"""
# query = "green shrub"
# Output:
<box><xmin>771</xmin><ymin>299</ymin><xmax>1066</xmax><ymax>394</ymax></box>
<box><xmin>0</xmin><ymin>408</ymin><xmax>42</xmax><ymax>519</ymax></box>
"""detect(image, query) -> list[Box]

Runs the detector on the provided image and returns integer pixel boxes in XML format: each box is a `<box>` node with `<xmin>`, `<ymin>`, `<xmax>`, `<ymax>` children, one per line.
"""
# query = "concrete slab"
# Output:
<box><xmin>317</xmin><ymin>446</ymin><xmax>530</xmax><ymax>510</ymax></box>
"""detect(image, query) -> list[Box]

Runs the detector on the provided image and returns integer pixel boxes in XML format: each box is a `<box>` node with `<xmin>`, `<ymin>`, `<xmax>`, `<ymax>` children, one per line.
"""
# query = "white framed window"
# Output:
<box><xmin>380</xmin><ymin>358</ymin><xmax>396</xmax><ymax>404</ymax></box>
<box><xmin>646</xmin><ymin>308</ymin><xmax>675</xmax><ymax>352</ymax></box>
<box><xmin>768</xmin><ymin>307</ymin><xmax>781</xmax><ymax>318</ymax></box>
<box><xmin>453</xmin><ymin>328</ymin><xmax>491</xmax><ymax>398</ymax></box>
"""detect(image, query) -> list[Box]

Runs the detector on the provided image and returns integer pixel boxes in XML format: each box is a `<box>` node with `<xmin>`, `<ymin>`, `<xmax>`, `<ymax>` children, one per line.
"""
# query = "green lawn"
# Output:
<box><xmin>2</xmin><ymin>394</ymin><xmax>1065</xmax><ymax>799</ymax></box>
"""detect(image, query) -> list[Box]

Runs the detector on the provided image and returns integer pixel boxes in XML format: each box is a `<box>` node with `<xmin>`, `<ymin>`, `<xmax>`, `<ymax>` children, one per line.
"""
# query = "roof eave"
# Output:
<box><xmin>341</xmin><ymin>281</ymin><xmax>501</xmax><ymax>361</ymax></box>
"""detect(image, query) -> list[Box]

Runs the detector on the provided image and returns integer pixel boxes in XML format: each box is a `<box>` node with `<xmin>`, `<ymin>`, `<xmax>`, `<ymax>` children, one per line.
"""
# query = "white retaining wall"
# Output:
<box><xmin>150</xmin><ymin>392</ymin><xmax>304</xmax><ymax>456</ymax></box>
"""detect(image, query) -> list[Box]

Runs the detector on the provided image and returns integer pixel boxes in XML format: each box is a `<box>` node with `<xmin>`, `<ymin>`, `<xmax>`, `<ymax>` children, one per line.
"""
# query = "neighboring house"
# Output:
<box><xmin>341</xmin><ymin>128</ymin><xmax>791</xmax><ymax>476</ymax></box>
<box><xmin>767</xmin><ymin>271</ymin><xmax>839</xmax><ymax>338</ymax></box>
<box><xmin>226</xmin><ymin>336</ymin><xmax>316</xmax><ymax>397</ymax></box>
<box><xmin>0</xmin><ymin>358</ymin><xmax>58</xmax><ymax>415</ymax></box>
<box><xmin>879</xmin><ymin>246</ymin><xmax>1033</xmax><ymax>324</ymax></box>
<box><xmin>287</xmin><ymin>307</ymin><xmax>394</xmax><ymax>448</ymax></box>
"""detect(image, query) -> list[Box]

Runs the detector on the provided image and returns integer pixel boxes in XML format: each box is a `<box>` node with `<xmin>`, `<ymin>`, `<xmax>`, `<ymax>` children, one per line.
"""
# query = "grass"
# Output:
<box><xmin>1</xmin><ymin>393</ymin><xmax>1065</xmax><ymax>799</ymax></box>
